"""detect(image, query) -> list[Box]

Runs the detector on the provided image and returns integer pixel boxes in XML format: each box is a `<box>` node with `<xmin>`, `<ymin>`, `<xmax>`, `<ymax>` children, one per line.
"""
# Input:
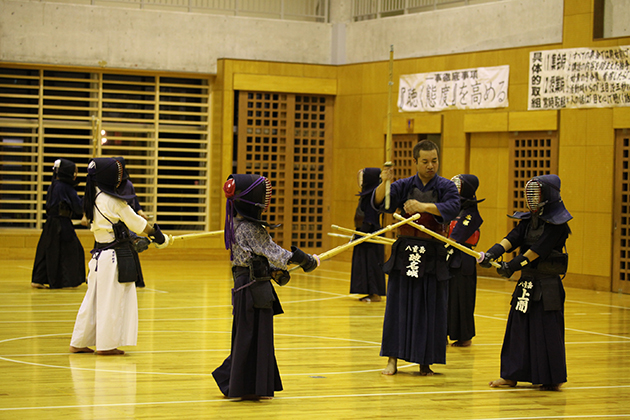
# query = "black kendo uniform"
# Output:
<box><xmin>32</xmin><ymin>158</ymin><xmax>86</xmax><ymax>289</ymax></box>
<box><xmin>374</xmin><ymin>174</ymin><xmax>460</xmax><ymax>368</ymax></box>
<box><xmin>447</xmin><ymin>174</ymin><xmax>484</xmax><ymax>344</ymax></box>
<box><xmin>350</xmin><ymin>168</ymin><xmax>386</xmax><ymax>298</ymax></box>
<box><xmin>482</xmin><ymin>174</ymin><xmax>571</xmax><ymax>387</ymax></box>
<box><xmin>213</xmin><ymin>174</ymin><xmax>317</xmax><ymax>399</ymax></box>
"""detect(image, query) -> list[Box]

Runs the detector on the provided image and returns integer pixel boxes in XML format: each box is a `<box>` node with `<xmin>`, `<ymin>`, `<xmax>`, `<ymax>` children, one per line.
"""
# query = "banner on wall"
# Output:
<box><xmin>397</xmin><ymin>65</ymin><xmax>509</xmax><ymax>112</ymax></box>
<box><xmin>528</xmin><ymin>45</ymin><xmax>630</xmax><ymax>110</ymax></box>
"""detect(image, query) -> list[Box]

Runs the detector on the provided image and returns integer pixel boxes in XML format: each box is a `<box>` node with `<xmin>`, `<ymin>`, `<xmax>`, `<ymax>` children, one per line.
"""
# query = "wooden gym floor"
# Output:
<box><xmin>1</xmin><ymin>257</ymin><xmax>630</xmax><ymax>420</ymax></box>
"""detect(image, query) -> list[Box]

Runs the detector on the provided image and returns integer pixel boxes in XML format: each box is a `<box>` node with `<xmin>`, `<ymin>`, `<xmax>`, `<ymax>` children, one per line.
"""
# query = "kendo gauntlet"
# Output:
<box><xmin>497</xmin><ymin>255</ymin><xmax>530</xmax><ymax>278</ymax></box>
<box><xmin>289</xmin><ymin>246</ymin><xmax>318</xmax><ymax>272</ymax></box>
<box><xmin>480</xmin><ymin>243</ymin><xmax>506</xmax><ymax>268</ymax></box>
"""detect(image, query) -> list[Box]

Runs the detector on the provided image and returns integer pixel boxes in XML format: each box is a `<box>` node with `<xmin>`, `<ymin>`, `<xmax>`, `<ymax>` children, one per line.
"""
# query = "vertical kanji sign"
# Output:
<box><xmin>529</xmin><ymin>46</ymin><xmax>630</xmax><ymax>110</ymax></box>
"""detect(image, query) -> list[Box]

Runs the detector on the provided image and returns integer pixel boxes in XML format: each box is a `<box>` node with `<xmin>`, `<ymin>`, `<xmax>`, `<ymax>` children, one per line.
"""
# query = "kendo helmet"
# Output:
<box><xmin>83</xmin><ymin>157</ymin><xmax>135</xmax><ymax>222</ymax></box>
<box><xmin>358</xmin><ymin>167</ymin><xmax>381</xmax><ymax>196</ymax></box>
<box><xmin>52</xmin><ymin>158</ymin><xmax>77</xmax><ymax>185</ymax></box>
<box><xmin>86</xmin><ymin>157</ymin><xmax>135</xmax><ymax>201</ymax></box>
<box><xmin>224</xmin><ymin>174</ymin><xmax>272</xmax><ymax>225</ymax></box>
<box><xmin>451</xmin><ymin>174</ymin><xmax>484</xmax><ymax>208</ymax></box>
<box><xmin>223</xmin><ymin>174</ymin><xmax>274</xmax><ymax>257</ymax></box>
<box><xmin>513</xmin><ymin>174</ymin><xmax>572</xmax><ymax>224</ymax></box>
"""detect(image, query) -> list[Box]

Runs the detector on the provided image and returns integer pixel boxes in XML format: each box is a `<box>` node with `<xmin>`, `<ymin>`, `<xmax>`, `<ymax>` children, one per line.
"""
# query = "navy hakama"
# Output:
<box><xmin>213</xmin><ymin>268</ymin><xmax>283</xmax><ymax>398</ymax></box>
<box><xmin>500</xmin><ymin>280</ymin><xmax>567</xmax><ymax>385</ymax></box>
<box><xmin>32</xmin><ymin>178</ymin><xmax>85</xmax><ymax>289</ymax></box>
<box><xmin>350</xmin><ymin>240</ymin><xmax>386</xmax><ymax>296</ymax></box>
<box><xmin>32</xmin><ymin>216</ymin><xmax>85</xmax><ymax>288</ymax></box>
<box><xmin>380</xmin><ymin>238</ymin><xmax>449</xmax><ymax>365</ymax></box>
<box><xmin>446</xmin><ymin>257</ymin><xmax>477</xmax><ymax>342</ymax></box>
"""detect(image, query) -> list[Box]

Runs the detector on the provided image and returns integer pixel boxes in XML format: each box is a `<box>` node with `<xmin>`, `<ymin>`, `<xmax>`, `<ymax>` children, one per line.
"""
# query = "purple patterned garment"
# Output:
<box><xmin>230</xmin><ymin>219</ymin><xmax>292</xmax><ymax>269</ymax></box>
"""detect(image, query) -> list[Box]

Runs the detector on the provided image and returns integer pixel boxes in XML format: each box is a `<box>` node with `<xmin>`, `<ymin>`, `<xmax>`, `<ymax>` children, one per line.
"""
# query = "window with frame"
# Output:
<box><xmin>236</xmin><ymin>91</ymin><xmax>333</xmax><ymax>251</ymax></box>
<box><xmin>0</xmin><ymin>65</ymin><xmax>212</xmax><ymax>231</ymax></box>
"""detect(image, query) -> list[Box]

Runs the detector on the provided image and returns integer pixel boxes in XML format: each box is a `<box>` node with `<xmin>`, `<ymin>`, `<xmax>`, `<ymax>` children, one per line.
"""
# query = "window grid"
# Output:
<box><xmin>237</xmin><ymin>91</ymin><xmax>332</xmax><ymax>251</ymax></box>
<box><xmin>34</xmin><ymin>0</ymin><xmax>329</xmax><ymax>22</ymax></box>
<box><xmin>0</xmin><ymin>65</ymin><xmax>212</xmax><ymax>230</ymax></box>
<box><xmin>353</xmin><ymin>0</ymin><xmax>502</xmax><ymax>21</ymax></box>
<box><xmin>392</xmin><ymin>135</ymin><xmax>418</xmax><ymax>180</ymax></box>
<box><xmin>238</xmin><ymin>91</ymin><xmax>289</xmax><ymax>245</ymax></box>
<box><xmin>292</xmin><ymin>95</ymin><xmax>328</xmax><ymax>249</ymax></box>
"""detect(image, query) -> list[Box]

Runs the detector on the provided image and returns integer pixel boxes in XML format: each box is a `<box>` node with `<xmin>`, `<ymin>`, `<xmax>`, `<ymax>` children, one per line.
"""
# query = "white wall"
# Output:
<box><xmin>0</xmin><ymin>0</ymin><xmax>332</xmax><ymax>73</ymax></box>
<box><xmin>0</xmin><ymin>0</ymin><xmax>564</xmax><ymax>73</ymax></box>
<box><xmin>605</xmin><ymin>0</ymin><xmax>630</xmax><ymax>38</ymax></box>
<box><xmin>344</xmin><ymin>0</ymin><xmax>564</xmax><ymax>63</ymax></box>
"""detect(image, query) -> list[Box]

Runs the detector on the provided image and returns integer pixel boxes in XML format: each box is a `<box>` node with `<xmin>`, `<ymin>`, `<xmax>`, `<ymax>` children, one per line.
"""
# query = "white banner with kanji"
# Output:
<box><xmin>528</xmin><ymin>46</ymin><xmax>630</xmax><ymax>110</ymax></box>
<box><xmin>397</xmin><ymin>65</ymin><xmax>509</xmax><ymax>112</ymax></box>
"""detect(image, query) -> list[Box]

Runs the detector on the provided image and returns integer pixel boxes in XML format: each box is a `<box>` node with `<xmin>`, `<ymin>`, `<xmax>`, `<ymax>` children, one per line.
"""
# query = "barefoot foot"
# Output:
<box><xmin>382</xmin><ymin>357</ymin><xmax>397</xmax><ymax>375</ymax></box>
<box><xmin>96</xmin><ymin>348</ymin><xmax>125</xmax><ymax>355</ymax></box>
<box><xmin>69</xmin><ymin>346</ymin><xmax>94</xmax><ymax>354</ymax></box>
<box><xmin>489</xmin><ymin>378</ymin><xmax>517</xmax><ymax>387</ymax></box>
<box><xmin>31</xmin><ymin>283</ymin><xmax>47</xmax><ymax>289</ymax></box>
<box><xmin>419</xmin><ymin>365</ymin><xmax>434</xmax><ymax>376</ymax></box>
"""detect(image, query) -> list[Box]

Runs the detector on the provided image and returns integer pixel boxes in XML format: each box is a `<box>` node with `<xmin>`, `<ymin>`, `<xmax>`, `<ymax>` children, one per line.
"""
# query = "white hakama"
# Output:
<box><xmin>70</xmin><ymin>249</ymin><xmax>138</xmax><ymax>351</ymax></box>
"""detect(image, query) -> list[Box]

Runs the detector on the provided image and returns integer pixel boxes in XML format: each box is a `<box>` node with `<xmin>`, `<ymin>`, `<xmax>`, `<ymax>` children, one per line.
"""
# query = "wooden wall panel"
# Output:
<box><xmin>469</xmin><ymin>132</ymin><xmax>511</xmax><ymax>256</ymax></box>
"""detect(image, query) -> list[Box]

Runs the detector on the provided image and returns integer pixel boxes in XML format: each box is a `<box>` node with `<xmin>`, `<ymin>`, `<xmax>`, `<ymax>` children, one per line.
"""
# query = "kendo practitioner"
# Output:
<box><xmin>213</xmin><ymin>174</ymin><xmax>319</xmax><ymax>400</ymax></box>
<box><xmin>69</xmin><ymin>157</ymin><xmax>169</xmax><ymax>355</ymax></box>
<box><xmin>31</xmin><ymin>158</ymin><xmax>86</xmax><ymax>289</ymax></box>
<box><xmin>481</xmin><ymin>174</ymin><xmax>571</xmax><ymax>391</ymax></box>
<box><xmin>350</xmin><ymin>168</ymin><xmax>386</xmax><ymax>302</ymax></box>
<box><xmin>446</xmin><ymin>174</ymin><xmax>484</xmax><ymax>347</ymax></box>
<box><xmin>373</xmin><ymin>140</ymin><xmax>460</xmax><ymax>376</ymax></box>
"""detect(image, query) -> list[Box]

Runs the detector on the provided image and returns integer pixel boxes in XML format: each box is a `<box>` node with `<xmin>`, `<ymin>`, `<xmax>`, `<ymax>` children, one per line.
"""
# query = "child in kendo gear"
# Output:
<box><xmin>212</xmin><ymin>173</ymin><xmax>319</xmax><ymax>400</ymax></box>
<box><xmin>350</xmin><ymin>168</ymin><xmax>386</xmax><ymax>302</ymax></box>
<box><xmin>446</xmin><ymin>174</ymin><xmax>484</xmax><ymax>347</ymax></box>
<box><xmin>481</xmin><ymin>174</ymin><xmax>571</xmax><ymax>391</ymax></box>
<box><xmin>69</xmin><ymin>157</ymin><xmax>169</xmax><ymax>356</ymax></box>
<box><xmin>32</xmin><ymin>158</ymin><xmax>86</xmax><ymax>289</ymax></box>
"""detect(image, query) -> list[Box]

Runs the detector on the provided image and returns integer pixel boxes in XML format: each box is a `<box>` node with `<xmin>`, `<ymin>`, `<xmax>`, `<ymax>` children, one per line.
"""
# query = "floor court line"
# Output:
<box><xmin>1</xmin><ymin>385</ymin><xmax>629</xmax><ymax>414</ymax></box>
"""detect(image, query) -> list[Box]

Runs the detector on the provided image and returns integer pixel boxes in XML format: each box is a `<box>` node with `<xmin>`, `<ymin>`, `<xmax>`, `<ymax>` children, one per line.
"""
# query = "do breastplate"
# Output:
<box><xmin>524</xmin><ymin>215</ymin><xmax>544</xmax><ymax>247</ymax></box>
<box><xmin>398</xmin><ymin>187</ymin><xmax>447</xmax><ymax>238</ymax></box>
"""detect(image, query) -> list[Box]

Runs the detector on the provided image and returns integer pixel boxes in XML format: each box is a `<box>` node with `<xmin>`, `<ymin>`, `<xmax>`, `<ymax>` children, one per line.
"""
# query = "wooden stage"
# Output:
<box><xmin>1</xmin><ymin>257</ymin><xmax>629</xmax><ymax>420</ymax></box>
